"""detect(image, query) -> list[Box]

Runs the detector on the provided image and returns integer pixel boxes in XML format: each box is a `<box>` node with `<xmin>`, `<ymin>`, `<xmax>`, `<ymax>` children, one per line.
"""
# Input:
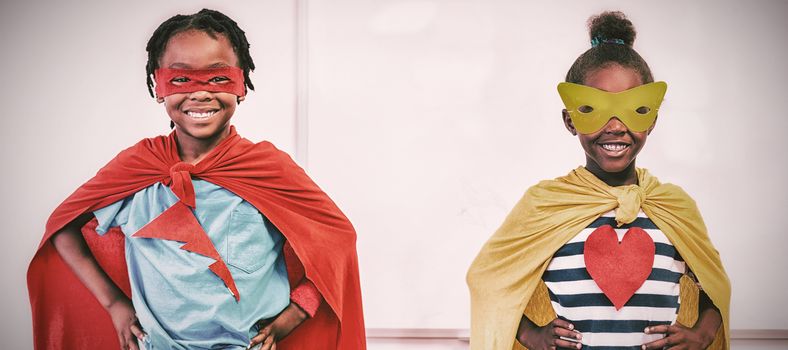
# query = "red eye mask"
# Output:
<box><xmin>154</xmin><ymin>67</ymin><xmax>246</xmax><ymax>98</ymax></box>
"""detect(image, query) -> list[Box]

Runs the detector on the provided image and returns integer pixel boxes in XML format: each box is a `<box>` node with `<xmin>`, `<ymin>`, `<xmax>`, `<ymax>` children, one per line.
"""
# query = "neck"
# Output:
<box><xmin>584</xmin><ymin>160</ymin><xmax>639</xmax><ymax>187</ymax></box>
<box><xmin>174</xmin><ymin>128</ymin><xmax>231</xmax><ymax>164</ymax></box>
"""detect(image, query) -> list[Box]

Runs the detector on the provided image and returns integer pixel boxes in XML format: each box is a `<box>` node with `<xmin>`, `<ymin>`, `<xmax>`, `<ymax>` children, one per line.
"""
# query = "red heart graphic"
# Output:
<box><xmin>584</xmin><ymin>225</ymin><xmax>655</xmax><ymax>310</ymax></box>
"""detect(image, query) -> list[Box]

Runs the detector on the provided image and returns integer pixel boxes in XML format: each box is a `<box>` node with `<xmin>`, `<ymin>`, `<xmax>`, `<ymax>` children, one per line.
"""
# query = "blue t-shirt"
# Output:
<box><xmin>94</xmin><ymin>179</ymin><xmax>290</xmax><ymax>349</ymax></box>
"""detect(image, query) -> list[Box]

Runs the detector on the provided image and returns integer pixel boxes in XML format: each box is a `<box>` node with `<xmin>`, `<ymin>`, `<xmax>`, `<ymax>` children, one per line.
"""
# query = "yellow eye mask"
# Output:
<box><xmin>558</xmin><ymin>81</ymin><xmax>667</xmax><ymax>134</ymax></box>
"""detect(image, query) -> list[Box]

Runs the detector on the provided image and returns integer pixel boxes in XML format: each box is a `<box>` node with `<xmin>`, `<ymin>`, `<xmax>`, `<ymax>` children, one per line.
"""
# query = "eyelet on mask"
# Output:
<box><xmin>558</xmin><ymin>81</ymin><xmax>667</xmax><ymax>134</ymax></box>
<box><xmin>154</xmin><ymin>67</ymin><xmax>246</xmax><ymax>98</ymax></box>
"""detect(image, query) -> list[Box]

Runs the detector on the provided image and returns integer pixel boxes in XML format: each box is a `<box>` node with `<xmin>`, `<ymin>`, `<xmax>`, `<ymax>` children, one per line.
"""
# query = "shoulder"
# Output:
<box><xmin>250</xmin><ymin>139</ymin><xmax>281</xmax><ymax>154</ymax></box>
<box><xmin>508</xmin><ymin>177</ymin><xmax>572</xmax><ymax>221</ymax></box>
<box><xmin>640</xmin><ymin>169</ymin><xmax>700</xmax><ymax>212</ymax></box>
<box><xmin>114</xmin><ymin>134</ymin><xmax>172</xmax><ymax>159</ymax></box>
<box><xmin>249</xmin><ymin>140</ymin><xmax>303</xmax><ymax>168</ymax></box>
<box><xmin>657</xmin><ymin>183</ymin><xmax>699</xmax><ymax>212</ymax></box>
<box><xmin>523</xmin><ymin>168</ymin><xmax>588</xmax><ymax>201</ymax></box>
<box><xmin>207</xmin><ymin>139</ymin><xmax>312</xmax><ymax>185</ymax></box>
<box><xmin>90</xmin><ymin>134</ymin><xmax>174</xmax><ymax>176</ymax></box>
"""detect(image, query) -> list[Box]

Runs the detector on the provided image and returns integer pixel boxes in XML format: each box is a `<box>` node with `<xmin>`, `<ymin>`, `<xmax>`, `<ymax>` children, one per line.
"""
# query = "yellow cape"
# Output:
<box><xmin>466</xmin><ymin>167</ymin><xmax>730</xmax><ymax>349</ymax></box>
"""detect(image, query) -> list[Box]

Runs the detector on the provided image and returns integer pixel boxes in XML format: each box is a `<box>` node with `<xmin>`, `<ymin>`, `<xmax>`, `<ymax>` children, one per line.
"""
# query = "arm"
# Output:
<box><xmin>694</xmin><ymin>290</ymin><xmax>723</xmax><ymax>341</ymax></box>
<box><xmin>51</xmin><ymin>213</ymin><xmax>146</xmax><ymax>350</ymax></box>
<box><xmin>248</xmin><ymin>279</ymin><xmax>322</xmax><ymax>350</ymax></box>
<box><xmin>516</xmin><ymin>314</ymin><xmax>582</xmax><ymax>350</ymax></box>
<box><xmin>643</xmin><ymin>290</ymin><xmax>722</xmax><ymax>349</ymax></box>
<box><xmin>289</xmin><ymin>279</ymin><xmax>323</xmax><ymax>318</ymax></box>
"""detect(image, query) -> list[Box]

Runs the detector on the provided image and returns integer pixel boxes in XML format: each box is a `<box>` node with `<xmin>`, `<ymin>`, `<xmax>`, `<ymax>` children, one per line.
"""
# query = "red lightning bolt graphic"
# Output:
<box><xmin>132</xmin><ymin>201</ymin><xmax>240</xmax><ymax>301</ymax></box>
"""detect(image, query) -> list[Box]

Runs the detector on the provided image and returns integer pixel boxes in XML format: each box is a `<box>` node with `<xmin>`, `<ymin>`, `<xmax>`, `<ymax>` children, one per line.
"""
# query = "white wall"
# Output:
<box><xmin>305</xmin><ymin>0</ymin><xmax>788</xmax><ymax>332</ymax></box>
<box><xmin>3</xmin><ymin>0</ymin><xmax>787</xmax><ymax>348</ymax></box>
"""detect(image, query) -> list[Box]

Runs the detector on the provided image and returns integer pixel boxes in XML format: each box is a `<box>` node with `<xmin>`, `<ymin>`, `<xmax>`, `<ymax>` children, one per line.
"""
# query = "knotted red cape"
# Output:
<box><xmin>27</xmin><ymin>127</ymin><xmax>366</xmax><ymax>349</ymax></box>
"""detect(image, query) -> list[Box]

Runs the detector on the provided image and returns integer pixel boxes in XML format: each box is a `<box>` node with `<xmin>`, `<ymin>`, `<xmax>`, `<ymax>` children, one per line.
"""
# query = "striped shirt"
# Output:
<box><xmin>543</xmin><ymin>211</ymin><xmax>686</xmax><ymax>349</ymax></box>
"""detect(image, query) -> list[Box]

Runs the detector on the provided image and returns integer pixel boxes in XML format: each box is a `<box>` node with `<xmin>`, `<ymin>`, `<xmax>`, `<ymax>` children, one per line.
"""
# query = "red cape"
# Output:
<box><xmin>27</xmin><ymin>127</ymin><xmax>366</xmax><ymax>349</ymax></box>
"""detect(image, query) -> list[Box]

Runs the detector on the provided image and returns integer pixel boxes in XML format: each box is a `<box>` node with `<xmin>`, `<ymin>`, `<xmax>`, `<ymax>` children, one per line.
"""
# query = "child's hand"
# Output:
<box><xmin>248</xmin><ymin>302</ymin><xmax>308</xmax><ymax>350</ymax></box>
<box><xmin>517</xmin><ymin>318</ymin><xmax>582</xmax><ymax>350</ymax></box>
<box><xmin>642</xmin><ymin>323</ymin><xmax>715</xmax><ymax>350</ymax></box>
<box><xmin>106</xmin><ymin>297</ymin><xmax>146</xmax><ymax>350</ymax></box>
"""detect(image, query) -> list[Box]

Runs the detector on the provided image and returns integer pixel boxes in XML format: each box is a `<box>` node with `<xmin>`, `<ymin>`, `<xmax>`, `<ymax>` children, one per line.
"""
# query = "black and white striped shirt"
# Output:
<box><xmin>543</xmin><ymin>211</ymin><xmax>685</xmax><ymax>349</ymax></box>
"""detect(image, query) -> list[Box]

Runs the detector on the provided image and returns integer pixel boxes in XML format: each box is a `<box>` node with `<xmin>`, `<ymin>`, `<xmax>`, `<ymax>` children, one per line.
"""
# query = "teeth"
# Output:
<box><xmin>601</xmin><ymin>143</ymin><xmax>627</xmax><ymax>151</ymax></box>
<box><xmin>186</xmin><ymin>111</ymin><xmax>216</xmax><ymax>119</ymax></box>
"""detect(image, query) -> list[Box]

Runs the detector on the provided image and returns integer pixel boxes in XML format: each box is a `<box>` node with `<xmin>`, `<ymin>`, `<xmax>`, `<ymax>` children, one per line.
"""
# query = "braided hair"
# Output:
<box><xmin>565</xmin><ymin>11</ymin><xmax>654</xmax><ymax>85</ymax></box>
<box><xmin>145</xmin><ymin>9</ymin><xmax>255</xmax><ymax>98</ymax></box>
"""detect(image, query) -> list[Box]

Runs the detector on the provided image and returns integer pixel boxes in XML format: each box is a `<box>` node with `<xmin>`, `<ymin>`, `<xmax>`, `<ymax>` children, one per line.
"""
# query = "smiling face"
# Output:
<box><xmin>563</xmin><ymin>64</ymin><xmax>654</xmax><ymax>183</ymax></box>
<box><xmin>158</xmin><ymin>29</ymin><xmax>242</xmax><ymax>147</ymax></box>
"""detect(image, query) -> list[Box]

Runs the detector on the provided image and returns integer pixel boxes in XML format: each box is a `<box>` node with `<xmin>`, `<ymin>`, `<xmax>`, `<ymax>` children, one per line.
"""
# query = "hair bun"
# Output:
<box><xmin>588</xmin><ymin>11</ymin><xmax>636</xmax><ymax>47</ymax></box>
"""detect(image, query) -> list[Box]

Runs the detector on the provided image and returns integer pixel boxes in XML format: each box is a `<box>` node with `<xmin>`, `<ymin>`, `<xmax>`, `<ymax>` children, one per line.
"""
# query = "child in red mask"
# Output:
<box><xmin>28</xmin><ymin>9</ymin><xmax>365</xmax><ymax>350</ymax></box>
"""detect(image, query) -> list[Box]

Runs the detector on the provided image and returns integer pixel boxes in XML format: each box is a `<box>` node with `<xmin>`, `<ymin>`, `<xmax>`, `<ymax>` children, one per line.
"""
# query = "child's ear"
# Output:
<box><xmin>562</xmin><ymin>109</ymin><xmax>577</xmax><ymax>136</ymax></box>
<box><xmin>237</xmin><ymin>96</ymin><xmax>245</xmax><ymax>103</ymax></box>
<box><xmin>156</xmin><ymin>97</ymin><xmax>165</xmax><ymax>103</ymax></box>
<box><xmin>647</xmin><ymin>114</ymin><xmax>658</xmax><ymax>135</ymax></box>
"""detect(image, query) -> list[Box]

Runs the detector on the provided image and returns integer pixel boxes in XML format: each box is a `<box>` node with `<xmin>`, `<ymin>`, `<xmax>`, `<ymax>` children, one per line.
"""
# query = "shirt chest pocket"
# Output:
<box><xmin>226</xmin><ymin>208</ymin><xmax>278</xmax><ymax>274</ymax></box>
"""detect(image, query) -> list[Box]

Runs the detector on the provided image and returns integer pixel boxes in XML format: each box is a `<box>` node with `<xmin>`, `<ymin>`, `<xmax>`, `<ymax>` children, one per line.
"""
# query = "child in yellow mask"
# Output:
<box><xmin>467</xmin><ymin>11</ymin><xmax>730</xmax><ymax>350</ymax></box>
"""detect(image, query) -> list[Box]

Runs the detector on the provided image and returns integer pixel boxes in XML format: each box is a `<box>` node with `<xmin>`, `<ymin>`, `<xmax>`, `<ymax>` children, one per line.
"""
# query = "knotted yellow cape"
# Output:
<box><xmin>466</xmin><ymin>167</ymin><xmax>730</xmax><ymax>349</ymax></box>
